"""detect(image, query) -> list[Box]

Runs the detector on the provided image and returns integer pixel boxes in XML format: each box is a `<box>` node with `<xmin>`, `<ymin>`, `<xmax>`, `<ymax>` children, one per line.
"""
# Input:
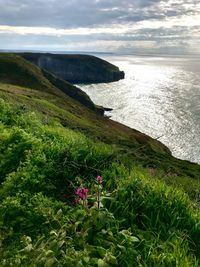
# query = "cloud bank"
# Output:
<box><xmin>0</xmin><ymin>0</ymin><xmax>199</xmax><ymax>54</ymax></box>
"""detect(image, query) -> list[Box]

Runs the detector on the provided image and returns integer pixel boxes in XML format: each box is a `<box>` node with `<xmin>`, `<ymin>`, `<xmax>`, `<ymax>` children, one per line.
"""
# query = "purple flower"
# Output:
<box><xmin>97</xmin><ymin>175</ymin><xmax>102</xmax><ymax>184</ymax></box>
<box><xmin>83</xmin><ymin>188</ymin><xmax>89</xmax><ymax>194</ymax></box>
<box><xmin>75</xmin><ymin>187</ymin><xmax>89</xmax><ymax>200</ymax></box>
<box><xmin>75</xmin><ymin>187</ymin><xmax>81</xmax><ymax>196</ymax></box>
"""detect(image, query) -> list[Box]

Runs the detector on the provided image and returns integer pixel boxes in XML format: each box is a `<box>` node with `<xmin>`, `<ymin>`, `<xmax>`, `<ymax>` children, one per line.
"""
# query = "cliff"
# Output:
<box><xmin>0</xmin><ymin>53</ymin><xmax>103</xmax><ymax>114</ymax></box>
<box><xmin>20</xmin><ymin>53</ymin><xmax>125</xmax><ymax>83</ymax></box>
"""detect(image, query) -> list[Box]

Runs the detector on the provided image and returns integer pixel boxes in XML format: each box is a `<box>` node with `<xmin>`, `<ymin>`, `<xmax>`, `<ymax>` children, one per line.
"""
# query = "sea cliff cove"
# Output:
<box><xmin>0</xmin><ymin>0</ymin><xmax>200</xmax><ymax>266</ymax></box>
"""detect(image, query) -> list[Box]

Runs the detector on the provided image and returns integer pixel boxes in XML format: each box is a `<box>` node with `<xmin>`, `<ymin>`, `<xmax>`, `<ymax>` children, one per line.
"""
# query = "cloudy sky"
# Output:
<box><xmin>0</xmin><ymin>0</ymin><xmax>199</xmax><ymax>54</ymax></box>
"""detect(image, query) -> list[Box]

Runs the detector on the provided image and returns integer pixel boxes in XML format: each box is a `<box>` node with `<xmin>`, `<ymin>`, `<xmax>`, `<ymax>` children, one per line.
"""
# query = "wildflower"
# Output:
<box><xmin>97</xmin><ymin>175</ymin><xmax>102</xmax><ymax>184</ymax></box>
<box><xmin>83</xmin><ymin>188</ymin><xmax>89</xmax><ymax>195</ymax></box>
<box><xmin>75</xmin><ymin>187</ymin><xmax>89</xmax><ymax>200</ymax></box>
<box><xmin>75</xmin><ymin>187</ymin><xmax>81</xmax><ymax>196</ymax></box>
<box><xmin>75</xmin><ymin>187</ymin><xmax>89</xmax><ymax>209</ymax></box>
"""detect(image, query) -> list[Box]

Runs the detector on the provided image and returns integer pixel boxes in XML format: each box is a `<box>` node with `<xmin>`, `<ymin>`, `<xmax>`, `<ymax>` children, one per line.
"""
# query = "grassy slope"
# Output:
<box><xmin>0</xmin><ymin>53</ymin><xmax>98</xmax><ymax>112</ymax></box>
<box><xmin>0</xmin><ymin>54</ymin><xmax>199</xmax><ymax>180</ymax></box>
<box><xmin>0</xmin><ymin>54</ymin><xmax>200</xmax><ymax>266</ymax></box>
<box><xmin>0</xmin><ymin>53</ymin><xmax>57</xmax><ymax>95</ymax></box>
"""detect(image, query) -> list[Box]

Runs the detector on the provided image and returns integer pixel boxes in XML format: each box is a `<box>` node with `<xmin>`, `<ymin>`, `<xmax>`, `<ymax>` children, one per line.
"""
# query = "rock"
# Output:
<box><xmin>95</xmin><ymin>105</ymin><xmax>113</xmax><ymax>116</ymax></box>
<box><xmin>104</xmin><ymin>107</ymin><xmax>113</xmax><ymax>112</ymax></box>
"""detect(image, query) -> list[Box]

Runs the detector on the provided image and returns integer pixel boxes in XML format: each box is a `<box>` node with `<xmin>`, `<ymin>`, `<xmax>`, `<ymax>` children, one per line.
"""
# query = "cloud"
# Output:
<box><xmin>0</xmin><ymin>0</ymin><xmax>199</xmax><ymax>54</ymax></box>
<box><xmin>0</xmin><ymin>0</ymin><xmax>199</xmax><ymax>27</ymax></box>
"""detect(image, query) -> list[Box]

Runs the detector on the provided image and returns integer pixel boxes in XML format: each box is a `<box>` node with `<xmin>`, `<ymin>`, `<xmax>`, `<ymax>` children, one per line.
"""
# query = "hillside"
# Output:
<box><xmin>20</xmin><ymin>52</ymin><xmax>125</xmax><ymax>83</ymax></box>
<box><xmin>0</xmin><ymin>53</ymin><xmax>105</xmax><ymax>113</ymax></box>
<box><xmin>0</xmin><ymin>54</ymin><xmax>200</xmax><ymax>266</ymax></box>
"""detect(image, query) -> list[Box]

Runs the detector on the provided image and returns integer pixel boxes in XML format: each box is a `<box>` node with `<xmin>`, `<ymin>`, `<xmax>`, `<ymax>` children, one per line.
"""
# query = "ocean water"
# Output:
<box><xmin>77</xmin><ymin>54</ymin><xmax>200</xmax><ymax>164</ymax></box>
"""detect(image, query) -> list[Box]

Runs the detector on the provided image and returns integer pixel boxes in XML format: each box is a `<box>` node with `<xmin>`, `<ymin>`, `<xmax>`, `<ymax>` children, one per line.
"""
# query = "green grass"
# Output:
<box><xmin>0</xmin><ymin>53</ymin><xmax>56</xmax><ymax>94</ymax></box>
<box><xmin>0</xmin><ymin>54</ymin><xmax>200</xmax><ymax>266</ymax></box>
<box><xmin>0</xmin><ymin>99</ymin><xmax>199</xmax><ymax>266</ymax></box>
<box><xmin>1</xmin><ymin>81</ymin><xmax>200</xmax><ymax>181</ymax></box>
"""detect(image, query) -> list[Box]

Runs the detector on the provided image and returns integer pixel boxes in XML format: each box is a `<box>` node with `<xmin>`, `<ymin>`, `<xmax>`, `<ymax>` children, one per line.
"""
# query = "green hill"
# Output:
<box><xmin>0</xmin><ymin>53</ymin><xmax>99</xmax><ymax>112</ymax></box>
<box><xmin>0</xmin><ymin>53</ymin><xmax>199</xmax><ymax>266</ymax></box>
<box><xmin>0</xmin><ymin>53</ymin><xmax>56</xmax><ymax>94</ymax></box>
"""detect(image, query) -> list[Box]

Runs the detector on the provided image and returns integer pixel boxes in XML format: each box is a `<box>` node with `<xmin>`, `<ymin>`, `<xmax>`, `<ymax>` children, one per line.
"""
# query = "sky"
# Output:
<box><xmin>0</xmin><ymin>0</ymin><xmax>200</xmax><ymax>54</ymax></box>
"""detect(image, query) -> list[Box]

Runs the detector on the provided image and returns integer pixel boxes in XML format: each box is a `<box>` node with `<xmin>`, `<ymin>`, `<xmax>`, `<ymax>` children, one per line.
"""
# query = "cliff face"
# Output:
<box><xmin>20</xmin><ymin>53</ymin><xmax>125</xmax><ymax>83</ymax></box>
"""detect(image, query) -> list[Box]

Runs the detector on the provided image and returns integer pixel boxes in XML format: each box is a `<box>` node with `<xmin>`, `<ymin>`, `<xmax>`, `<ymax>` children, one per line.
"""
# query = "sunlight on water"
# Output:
<box><xmin>77</xmin><ymin>55</ymin><xmax>200</xmax><ymax>164</ymax></box>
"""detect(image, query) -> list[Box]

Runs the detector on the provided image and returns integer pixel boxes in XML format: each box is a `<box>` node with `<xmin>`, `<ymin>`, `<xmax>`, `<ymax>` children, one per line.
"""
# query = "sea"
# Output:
<box><xmin>77</xmin><ymin>54</ymin><xmax>200</xmax><ymax>164</ymax></box>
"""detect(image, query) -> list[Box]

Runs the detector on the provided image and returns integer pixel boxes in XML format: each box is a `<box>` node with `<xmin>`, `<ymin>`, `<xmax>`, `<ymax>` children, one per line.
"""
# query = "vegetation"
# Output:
<box><xmin>0</xmin><ymin>53</ymin><xmax>98</xmax><ymax>112</ymax></box>
<box><xmin>0</xmin><ymin>54</ymin><xmax>199</xmax><ymax>266</ymax></box>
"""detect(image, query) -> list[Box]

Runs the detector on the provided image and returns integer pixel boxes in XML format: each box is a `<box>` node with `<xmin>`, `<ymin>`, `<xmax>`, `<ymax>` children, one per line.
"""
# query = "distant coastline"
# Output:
<box><xmin>1</xmin><ymin>49</ymin><xmax>200</xmax><ymax>58</ymax></box>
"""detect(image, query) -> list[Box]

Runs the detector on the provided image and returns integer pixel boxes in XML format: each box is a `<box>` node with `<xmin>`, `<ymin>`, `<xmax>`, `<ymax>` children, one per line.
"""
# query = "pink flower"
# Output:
<box><xmin>79</xmin><ymin>192</ymin><xmax>85</xmax><ymax>199</ymax></box>
<box><xmin>75</xmin><ymin>187</ymin><xmax>89</xmax><ymax>200</ymax></box>
<box><xmin>75</xmin><ymin>187</ymin><xmax>81</xmax><ymax>196</ymax></box>
<box><xmin>83</xmin><ymin>188</ymin><xmax>89</xmax><ymax>194</ymax></box>
<box><xmin>97</xmin><ymin>175</ymin><xmax>102</xmax><ymax>184</ymax></box>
